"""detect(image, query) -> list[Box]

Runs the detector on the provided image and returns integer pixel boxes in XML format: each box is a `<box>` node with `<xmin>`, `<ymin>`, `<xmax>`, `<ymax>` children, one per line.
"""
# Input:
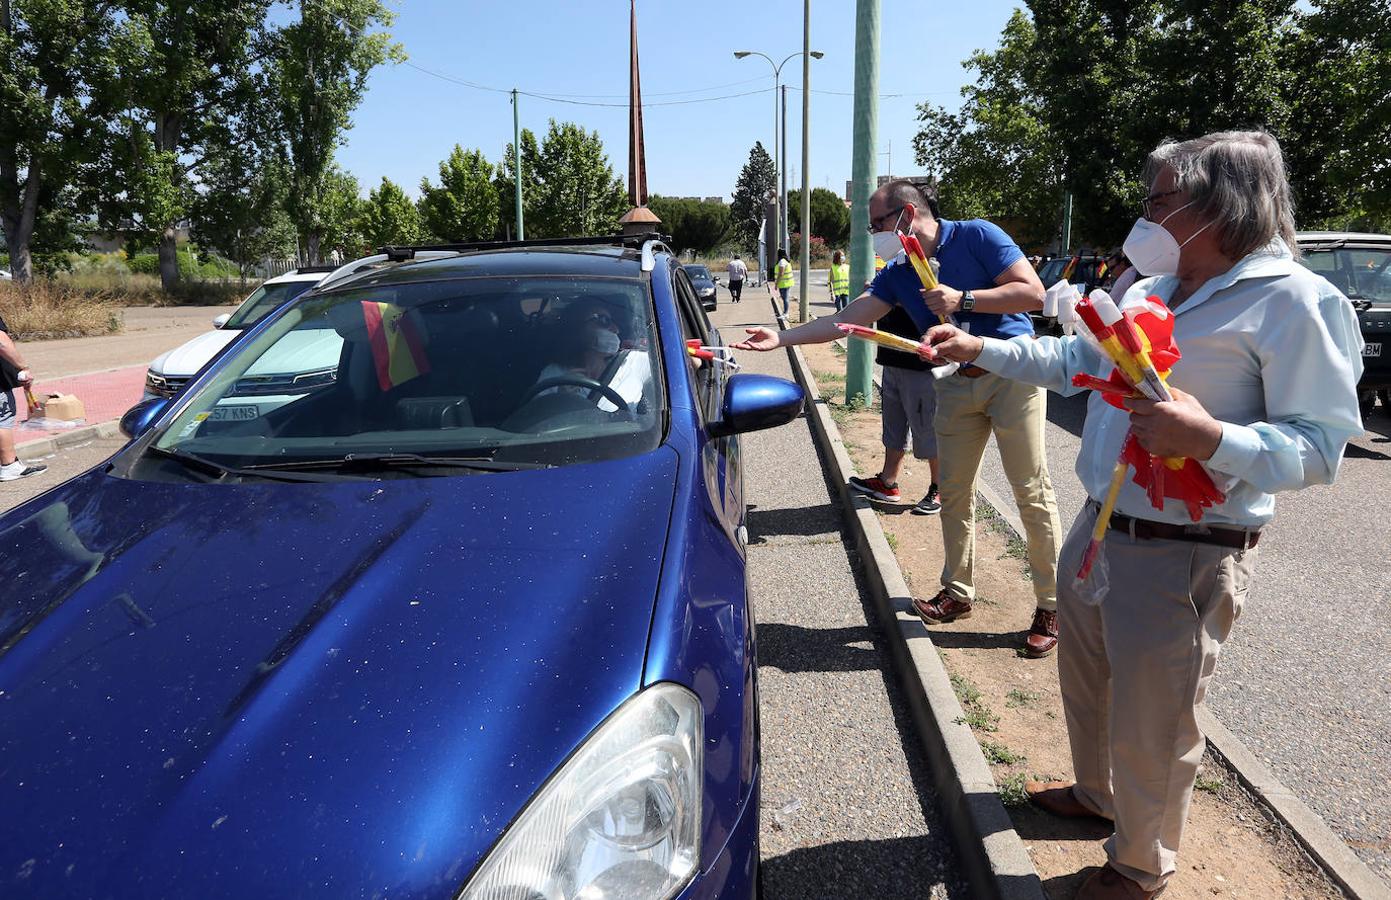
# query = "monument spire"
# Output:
<box><xmin>619</xmin><ymin>0</ymin><xmax>660</xmax><ymax>235</ymax></box>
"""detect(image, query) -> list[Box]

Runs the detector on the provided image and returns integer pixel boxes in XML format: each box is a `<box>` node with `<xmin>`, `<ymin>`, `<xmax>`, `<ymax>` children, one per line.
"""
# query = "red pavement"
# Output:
<box><xmin>16</xmin><ymin>364</ymin><xmax>148</xmax><ymax>445</ymax></box>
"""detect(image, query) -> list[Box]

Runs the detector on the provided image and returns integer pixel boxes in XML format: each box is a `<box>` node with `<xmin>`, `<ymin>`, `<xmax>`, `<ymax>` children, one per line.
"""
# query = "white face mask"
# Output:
<box><xmin>872</xmin><ymin>229</ymin><xmax>904</xmax><ymax>262</ymax></box>
<box><xmin>1121</xmin><ymin>200</ymin><xmax>1212</xmax><ymax>276</ymax></box>
<box><xmin>590</xmin><ymin>328</ymin><xmax>620</xmax><ymax>355</ymax></box>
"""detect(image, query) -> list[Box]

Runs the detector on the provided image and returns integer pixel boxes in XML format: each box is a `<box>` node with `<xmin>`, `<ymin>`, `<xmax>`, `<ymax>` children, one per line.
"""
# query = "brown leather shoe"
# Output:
<box><xmin>1025</xmin><ymin>780</ymin><xmax>1112</xmax><ymax>823</ymax></box>
<box><xmin>1075</xmin><ymin>864</ymin><xmax>1167</xmax><ymax>898</ymax></box>
<box><xmin>913</xmin><ymin>589</ymin><xmax>972</xmax><ymax>624</ymax></box>
<box><xmin>1022</xmin><ymin>607</ymin><xmax>1059</xmax><ymax>658</ymax></box>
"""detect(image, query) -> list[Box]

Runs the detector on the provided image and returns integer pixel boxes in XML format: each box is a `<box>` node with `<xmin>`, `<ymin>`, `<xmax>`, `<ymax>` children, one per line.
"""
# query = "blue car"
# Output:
<box><xmin>0</xmin><ymin>235</ymin><xmax>804</xmax><ymax>899</ymax></box>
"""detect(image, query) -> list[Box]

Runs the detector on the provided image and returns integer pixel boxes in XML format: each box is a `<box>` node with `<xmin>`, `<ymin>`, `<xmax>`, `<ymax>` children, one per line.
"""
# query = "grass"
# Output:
<box><xmin>885</xmin><ymin>532</ymin><xmax>899</xmax><ymax>551</ymax></box>
<box><xmin>814</xmin><ymin>369</ymin><xmax>846</xmax><ymax>384</ymax></box>
<box><xmin>0</xmin><ymin>281</ymin><xmax>123</xmax><ymax>340</ymax></box>
<box><xmin>980</xmin><ymin>740</ymin><xmax>1027</xmax><ymax>766</ymax></box>
<box><xmin>1195</xmin><ymin>773</ymin><xmax>1225</xmax><ymax>794</ymax></box>
<box><xmin>950</xmin><ymin>672</ymin><xmax>1000</xmax><ymax>733</ymax></box>
<box><xmin>997</xmin><ymin>772</ymin><xmax>1031</xmax><ymax>807</ymax></box>
<box><xmin>1006</xmin><ymin>688</ymin><xmax>1041</xmax><ymax>709</ymax></box>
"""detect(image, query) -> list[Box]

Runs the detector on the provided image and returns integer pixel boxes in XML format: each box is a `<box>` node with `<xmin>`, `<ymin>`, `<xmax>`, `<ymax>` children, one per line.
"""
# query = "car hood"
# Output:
<box><xmin>0</xmin><ymin>448</ymin><xmax>679</xmax><ymax>899</ymax></box>
<box><xmin>148</xmin><ymin>328</ymin><xmax>239</xmax><ymax>377</ymax></box>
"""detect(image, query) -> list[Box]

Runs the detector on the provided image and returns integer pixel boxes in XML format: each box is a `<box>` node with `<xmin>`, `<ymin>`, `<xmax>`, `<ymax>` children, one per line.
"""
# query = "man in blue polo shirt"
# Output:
<box><xmin>734</xmin><ymin>180</ymin><xmax>1063</xmax><ymax>657</ymax></box>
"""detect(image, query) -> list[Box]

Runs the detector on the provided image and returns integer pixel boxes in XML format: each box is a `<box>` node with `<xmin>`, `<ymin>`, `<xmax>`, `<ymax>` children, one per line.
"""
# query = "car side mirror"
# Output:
<box><xmin>120</xmin><ymin>397</ymin><xmax>171</xmax><ymax>439</ymax></box>
<box><xmin>213</xmin><ymin>314</ymin><xmax>231</xmax><ymax>329</ymax></box>
<box><xmin>707</xmin><ymin>374</ymin><xmax>804</xmax><ymax>438</ymax></box>
<box><xmin>713</xmin><ymin>276</ymin><xmax>721</xmax><ymax>284</ymax></box>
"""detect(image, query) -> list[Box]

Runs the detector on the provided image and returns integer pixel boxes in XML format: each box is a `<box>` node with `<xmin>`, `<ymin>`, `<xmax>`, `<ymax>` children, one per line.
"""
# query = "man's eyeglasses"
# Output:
<box><xmin>865</xmin><ymin>205</ymin><xmax>907</xmax><ymax>235</ymax></box>
<box><xmin>1141</xmin><ymin>188</ymin><xmax>1182</xmax><ymax>220</ymax></box>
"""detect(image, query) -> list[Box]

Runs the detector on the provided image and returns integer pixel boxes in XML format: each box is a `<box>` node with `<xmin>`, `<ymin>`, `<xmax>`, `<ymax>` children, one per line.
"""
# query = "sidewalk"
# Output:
<box><xmin>17</xmin><ymin>364</ymin><xmax>147</xmax><ymax>446</ymax></box>
<box><xmin>710</xmin><ymin>286</ymin><xmax>970</xmax><ymax>897</ymax></box>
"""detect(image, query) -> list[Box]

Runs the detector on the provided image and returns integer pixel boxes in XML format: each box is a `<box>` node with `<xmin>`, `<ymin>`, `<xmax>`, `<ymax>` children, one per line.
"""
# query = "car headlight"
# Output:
<box><xmin>458</xmin><ymin>683</ymin><xmax>703</xmax><ymax>900</ymax></box>
<box><xmin>698</xmin><ymin>288</ymin><xmax>714</xmax><ymax>297</ymax></box>
<box><xmin>145</xmin><ymin>370</ymin><xmax>169</xmax><ymax>395</ymax></box>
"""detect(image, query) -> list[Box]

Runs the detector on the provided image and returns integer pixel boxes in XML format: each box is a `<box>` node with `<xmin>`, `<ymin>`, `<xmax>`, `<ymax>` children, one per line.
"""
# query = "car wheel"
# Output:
<box><xmin>1359</xmin><ymin>389</ymin><xmax>1378</xmax><ymax>420</ymax></box>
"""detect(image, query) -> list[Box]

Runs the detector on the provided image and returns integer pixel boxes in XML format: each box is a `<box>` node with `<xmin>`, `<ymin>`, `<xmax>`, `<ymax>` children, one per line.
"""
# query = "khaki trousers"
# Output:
<box><xmin>933</xmin><ymin>372</ymin><xmax>1061</xmax><ymax>609</ymax></box>
<box><xmin>1058</xmin><ymin>504</ymin><xmax>1257</xmax><ymax>891</ymax></box>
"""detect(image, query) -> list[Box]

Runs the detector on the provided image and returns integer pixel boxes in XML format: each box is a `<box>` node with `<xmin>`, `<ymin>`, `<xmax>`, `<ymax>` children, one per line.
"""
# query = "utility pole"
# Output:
<box><xmin>846</xmin><ymin>0</ymin><xmax>879</xmax><ymax>404</ymax></box>
<box><xmin>781</xmin><ymin>84</ymin><xmax>789</xmax><ymax>255</ymax></box>
<box><xmin>512</xmin><ymin>89</ymin><xmax>524</xmax><ymax>240</ymax></box>
<box><xmin>798</xmin><ymin>0</ymin><xmax>812</xmax><ymax>323</ymax></box>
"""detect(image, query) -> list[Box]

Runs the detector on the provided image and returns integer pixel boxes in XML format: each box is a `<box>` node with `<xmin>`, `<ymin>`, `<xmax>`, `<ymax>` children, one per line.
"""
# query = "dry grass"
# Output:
<box><xmin>0</xmin><ymin>281</ymin><xmax>124</xmax><ymax>340</ymax></box>
<box><xmin>56</xmin><ymin>270</ymin><xmax>249</xmax><ymax>307</ymax></box>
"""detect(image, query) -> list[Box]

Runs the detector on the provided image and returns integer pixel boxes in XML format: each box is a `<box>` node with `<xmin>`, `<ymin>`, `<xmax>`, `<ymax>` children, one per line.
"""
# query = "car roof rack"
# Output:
<box><xmin>291</xmin><ymin>265</ymin><xmax>340</xmax><ymax>275</ymax></box>
<box><xmin>316</xmin><ymin>233</ymin><xmax>675</xmax><ymax>291</ymax></box>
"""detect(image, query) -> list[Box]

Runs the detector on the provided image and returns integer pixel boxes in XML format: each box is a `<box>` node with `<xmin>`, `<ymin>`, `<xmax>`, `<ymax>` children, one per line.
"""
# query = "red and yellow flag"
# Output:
<box><xmin>362</xmin><ymin>300</ymin><xmax>430</xmax><ymax>392</ymax></box>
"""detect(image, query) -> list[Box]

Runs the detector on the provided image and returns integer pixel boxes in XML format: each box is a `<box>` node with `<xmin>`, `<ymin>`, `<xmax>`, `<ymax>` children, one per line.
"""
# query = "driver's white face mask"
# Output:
<box><xmin>590</xmin><ymin>328</ymin><xmax>620</xmax><ymax>355</ymax></box>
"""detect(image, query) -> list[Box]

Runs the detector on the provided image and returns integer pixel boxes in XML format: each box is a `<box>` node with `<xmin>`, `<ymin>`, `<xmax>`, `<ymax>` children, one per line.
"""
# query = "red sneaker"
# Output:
<box><xmin>847</xmin><ymin>474</ymin><xmax>901</xmax><ymax>502</ymax></box>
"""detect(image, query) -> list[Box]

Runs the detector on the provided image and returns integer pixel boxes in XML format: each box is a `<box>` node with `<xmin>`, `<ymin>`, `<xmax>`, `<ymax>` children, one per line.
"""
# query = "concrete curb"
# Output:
<box><xmin>16</xmin><ymin>420</ymin><xmax>124</xmax><ymax>458</ymax></box>
<box><xmin>775</xmin><ymin>299</ymin><xmax>1045</xmax><ymax>900</ymax></box>
<box><xmin>879</xmin><ymin>357</ymin><xmax>1391</xmax><ymax>900</ymax></box>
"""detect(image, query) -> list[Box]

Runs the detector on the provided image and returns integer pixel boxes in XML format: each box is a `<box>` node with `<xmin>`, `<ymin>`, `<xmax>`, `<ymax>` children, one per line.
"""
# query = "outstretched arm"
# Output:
<box><xmin>731</xmin><ymin>292</ymin><xmax>894</xmax><ymax>351</ymax></box>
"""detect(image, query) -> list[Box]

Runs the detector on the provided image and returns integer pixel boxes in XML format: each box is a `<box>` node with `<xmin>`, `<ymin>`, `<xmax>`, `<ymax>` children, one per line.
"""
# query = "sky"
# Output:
<box><xmin>335</xmin><ymin>0</ymin><xmax>1027</xmax><ymax>202</ymax></box>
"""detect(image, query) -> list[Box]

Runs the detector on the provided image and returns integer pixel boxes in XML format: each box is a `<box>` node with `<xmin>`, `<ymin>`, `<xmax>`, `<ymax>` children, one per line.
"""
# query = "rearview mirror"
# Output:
<box><xmin>212</xmin><ymin>314</ymin><xmax>231</xmax><ymax>329</ymax></box>
<box><xmin>120</xmin><ymin>397</ymin><xmax>171</xmax><ymax>440</ymax></box>
<box><xmin>707</xmin><ymin>374</ymin><xmax>804</xmax><ymax>438</ymax></box>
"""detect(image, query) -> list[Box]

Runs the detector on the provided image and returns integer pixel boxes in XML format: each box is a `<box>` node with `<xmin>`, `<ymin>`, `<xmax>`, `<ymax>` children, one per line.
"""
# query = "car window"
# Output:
<box><xmin>140</xmin><ymin>276</ymin><xmax>666</xmax><ymax>474</ymax></box>
<box><xmin>224</xmin><ymin>281</ymin><xmax>320</xmax><ymax>329</ymax></box>
<box><xmin>1300</xmin><ymin>247</ymin><xmax>1391</xmax><ymax>302</ymax></box>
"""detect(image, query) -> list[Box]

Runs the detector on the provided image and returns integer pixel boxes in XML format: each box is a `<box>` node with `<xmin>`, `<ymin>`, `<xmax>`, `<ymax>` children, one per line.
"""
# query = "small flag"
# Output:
<box><xmin>362</xmin><ymin>300</ymin><xmax>430</xmax><ymax>392</ymax></box>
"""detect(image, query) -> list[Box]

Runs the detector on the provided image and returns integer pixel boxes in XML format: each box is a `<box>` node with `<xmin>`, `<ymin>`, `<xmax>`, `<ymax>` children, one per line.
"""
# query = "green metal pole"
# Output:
<box><xmin>845</xmin><ymin>0</ymin><xmax>878</xmax><ymax>404</ymax></box>
<box><xmin>513</xmin><ymin>89</ymin><xmax>524</xmax><ymax>240</ymax></box>
<box><xmin>798</xmin><ymin>0</ymin><xmax>811</xmax><ymax>323</ymax></box>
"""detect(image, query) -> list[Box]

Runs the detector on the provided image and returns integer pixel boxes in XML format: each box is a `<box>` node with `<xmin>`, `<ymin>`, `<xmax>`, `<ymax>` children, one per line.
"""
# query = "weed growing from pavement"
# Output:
<box><xmin>814</xmin><ymin>369</ymin><xmax>846</xmax><ymax>383</ymax></box>
<box><xmin>830</xmin><ymin>341</ymin><xmax>847</xmax><ymax>356</ymax></box>
<box><xmin>949</xmin><ymin>672</ymin><xmax>981</xmax><ymax>706</ymax></box>
<box><xmin>1006</xmin><ymin>688</ymin><xmax>1041</xmax><ymax>708</ymax></box>
<box><xmin>997</xmin><ymin>772</ymin><xmax>1030</xmax><ymax>806</ymax></box>
<box><xmin>846</xmin><ymin>391</ymin><xmax>871</xmax><ymax>412</ymax></box>
<box><xmin>980</xmin><ymin>740</ymin><xmax>1026</xmax><ymax>766</ymax></box>
<box><xmin>1195</xmin><ymin>773</ymin><xmax>1224</xmax><ymax>794</ymax></box>
<box><xmin>885</xmin><ymin>532</ymin><xmax>899</xmax><ymax>551</ymax></box>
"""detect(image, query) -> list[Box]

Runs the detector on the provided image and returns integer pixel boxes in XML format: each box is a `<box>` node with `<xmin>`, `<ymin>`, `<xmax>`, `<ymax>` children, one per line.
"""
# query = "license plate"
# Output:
<box><xmin>209</xmin><ymin>405</ymin><xmax>260</xmax><ymax>421</ymax></box>
<box><xmin>1364</xmin><ymin>342</ymin><xmax>1382</xmax><ymax>357</ymax></box>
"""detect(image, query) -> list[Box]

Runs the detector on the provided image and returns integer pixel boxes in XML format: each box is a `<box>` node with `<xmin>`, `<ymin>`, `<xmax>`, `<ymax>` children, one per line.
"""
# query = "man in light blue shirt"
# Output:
<box><xmin>924</xmin><ymin>131</ymin><xmax>1362</xmax><ymax>899</ymax></box>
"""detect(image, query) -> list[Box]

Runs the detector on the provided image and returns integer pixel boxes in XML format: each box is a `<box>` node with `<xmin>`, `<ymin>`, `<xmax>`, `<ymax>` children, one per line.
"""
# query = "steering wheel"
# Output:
<box><xmin>518</xmin><ymin>376</ymin><xmax>630</xmax><ymax>412</ymax></box>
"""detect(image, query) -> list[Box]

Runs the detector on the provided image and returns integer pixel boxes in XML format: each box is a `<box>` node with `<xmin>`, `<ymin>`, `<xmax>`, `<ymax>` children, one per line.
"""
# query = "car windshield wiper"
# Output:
<box><xmin>241</xmin><ymin>453</ymin><xmax>552</xmax><ymax>474</ymax></box>
<box><xmin>145</xmin><ymin>445</ymin><xmax>341</xmax><ymax>483</ymax></box>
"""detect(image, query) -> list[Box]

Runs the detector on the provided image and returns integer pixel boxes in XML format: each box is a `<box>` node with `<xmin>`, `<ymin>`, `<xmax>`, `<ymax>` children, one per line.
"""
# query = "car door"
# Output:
<box><xmin>671</xmin><ymin>265</ymin><xmax>744</xmax><ymax>539</ymax></box>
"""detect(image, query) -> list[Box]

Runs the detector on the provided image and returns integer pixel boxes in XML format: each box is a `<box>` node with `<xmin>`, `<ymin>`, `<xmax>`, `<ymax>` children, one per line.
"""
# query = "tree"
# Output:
<box><xmin>190</xmin><ymin>144</ymin><xmax>296</xmax><ymax>277</ymax></box>
<box><xmin>94</xmin><ymin>0</ymin><xmax>273</xmax><ymax>290</ymax></box>
<box><xmin>268</xmin><ymin>0</ymin><xmax>401</xmax><ymax>262</ymax></box>
<box><xmin>729</xmin><ymin>142</ymin><xmax>776</xmax><ymax>252</ymax></box>
<box><xmin>528</xmin><ymin>120</ymin><xmax>627</xmax><ymax>238</ymax></box>
<box><xmin>494</xmin><ymin>127</ymin><xmax>540</xmax><ymax>240</ymax></box>
<box><xmin>0</xmin><ymin>1</ymin><xmax>121</xmax><ymax>282</ymax></box>
<box><xmin>419</xmin><ymin>145</ymin><xmax>498</xmax><ymax>242</ymax></box>
<box><xmin>316</xmin><ymin>165</ymin><xmax>366</xmax><ymax>259</ymax></box>
<box><xmin>647</xmin><ymin>196</ymin><xmax>730</xmax><ymax>254</ymax></box>
<box><xmin>357</xmin><ymin>176</ymin><xmax>420</xmax><ymax>249</ymax></box>
<box><xmin>787</xmin><ymin>187</ymin><xmax>850</xmax><ymax>249</ymax></box>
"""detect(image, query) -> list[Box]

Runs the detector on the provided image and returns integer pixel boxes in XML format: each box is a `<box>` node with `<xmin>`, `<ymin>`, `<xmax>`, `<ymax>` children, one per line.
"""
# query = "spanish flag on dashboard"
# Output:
<box><xmin>362</xmin><ymin>300</ymin><xmax>430</xmax><ymax>392</ymax></box>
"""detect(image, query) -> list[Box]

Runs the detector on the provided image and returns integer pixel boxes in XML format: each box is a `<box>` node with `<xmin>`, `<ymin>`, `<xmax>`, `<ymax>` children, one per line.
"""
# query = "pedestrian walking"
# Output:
<box><xmin>774</xmin><ymin>248</ymin><xmax>793</xmax><ymax>317</ymax></box>
<box><xmin>727</xmin><ymin>254</ymin><xmax>748</xmax><ymax>304</ymax></box>
<box><xmin>828</xmin><ymin>250</ymin><xmax>851</xmax><ymax>312</ymax></box>
<box><xmin>846</xmin><ymin>301</ymin><xmax>941</xmax><ymax>514</ymax></box>
<box><xmin>0</xmin><ymin>312</ymin><xmax>48</xmax><ymax>482</ymax></box>
<box><xmin>734</xmin><ymin>179</ymin><xmax>1062</xmax><ymax>658</ymax></box>
<box><xmin>921</xmin><ymin>130</ymin><xmax>1363</xmax><ymax>899</ymax></box>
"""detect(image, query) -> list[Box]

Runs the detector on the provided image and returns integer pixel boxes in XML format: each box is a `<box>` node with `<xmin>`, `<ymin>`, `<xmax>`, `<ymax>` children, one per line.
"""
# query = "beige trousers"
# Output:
<box><xmin>933</xmin><ymin>372</ymin><xmax>1061</xmax><ymax>609</ymax></box>
<box><xmin>1058</xmin><ymin>504</ymin><xmax>1257</xmax><ymax>891</ymax></box>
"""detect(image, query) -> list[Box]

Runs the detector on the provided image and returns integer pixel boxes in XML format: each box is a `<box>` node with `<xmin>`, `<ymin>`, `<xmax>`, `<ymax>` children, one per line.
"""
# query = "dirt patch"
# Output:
<box><xmin>803</xmin><ymin>340</ymin><xmax>1343</xmax><ymax>900</ymax></box>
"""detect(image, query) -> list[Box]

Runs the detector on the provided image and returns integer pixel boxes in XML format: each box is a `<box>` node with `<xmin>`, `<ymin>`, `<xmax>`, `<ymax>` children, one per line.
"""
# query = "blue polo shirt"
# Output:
<box><xmin>868</xmin><ymin>218</ymin><xmax>1034</xmax><ymax>340</ymax></box>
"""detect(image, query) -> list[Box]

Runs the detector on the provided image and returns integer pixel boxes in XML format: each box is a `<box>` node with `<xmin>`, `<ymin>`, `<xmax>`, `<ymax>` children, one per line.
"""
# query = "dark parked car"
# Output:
<box><xmin>1032</xmin><ymin>252</ymin><xmax>1107</xmax><ymax>334</ymax></box>
<box><xmin>0</xmin><ymin>234</ymin><xmax>805</xmax><ymax>899</ymax></box>
<box><xmin>683</xmin><ymin>264</ymin><xmax>719</xmax><ymax>311</ymax></box>
<box><xmin>1296</xmin><ymin>231</ymin><xmax>1391</xmax><ymax>417</ymax></box>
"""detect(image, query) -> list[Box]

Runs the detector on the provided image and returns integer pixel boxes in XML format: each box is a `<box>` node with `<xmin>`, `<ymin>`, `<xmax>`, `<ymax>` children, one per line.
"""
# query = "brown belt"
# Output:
<box><xmin>954</xmin><ymin>366</ymin><xmax>989</xmax><ymax>379</ymax></box>
<box><xmin>1106</xmin><ymin>509</ymin><xmax>1261</xmax><ymax>550</ymax></box>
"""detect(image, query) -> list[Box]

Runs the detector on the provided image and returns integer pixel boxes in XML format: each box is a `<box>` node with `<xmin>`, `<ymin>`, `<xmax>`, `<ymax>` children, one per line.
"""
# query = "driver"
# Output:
<box><xmin>533</xmin><ymin>296</ymin><xmax>652</xmax><ymax>413</ymax></box>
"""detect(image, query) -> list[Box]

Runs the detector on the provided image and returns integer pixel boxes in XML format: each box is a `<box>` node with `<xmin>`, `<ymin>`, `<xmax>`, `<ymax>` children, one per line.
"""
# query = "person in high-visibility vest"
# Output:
<box><xmin>774</xmin><ymin>249</ymin><xmax>794</xmax><ymax>317</ymax></box>
<box><xmin>828</xmin><ymin>250</ymin><xmax>851</xmax><ymax>312</ymax></box>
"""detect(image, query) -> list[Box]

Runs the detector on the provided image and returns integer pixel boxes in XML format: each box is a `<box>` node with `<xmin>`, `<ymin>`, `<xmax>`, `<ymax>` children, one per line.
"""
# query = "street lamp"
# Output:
<box><xmin>734</xmin><ymin>49</ymin><xmax>824</xmax><ymax>277</ymax></box>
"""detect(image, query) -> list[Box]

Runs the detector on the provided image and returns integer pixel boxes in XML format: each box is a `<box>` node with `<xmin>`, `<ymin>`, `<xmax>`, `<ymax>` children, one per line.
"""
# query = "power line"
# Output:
<box><xmin>404</xmin><ymin>61</ymin><xmax>773</xmax><ymax>107</ymax></box>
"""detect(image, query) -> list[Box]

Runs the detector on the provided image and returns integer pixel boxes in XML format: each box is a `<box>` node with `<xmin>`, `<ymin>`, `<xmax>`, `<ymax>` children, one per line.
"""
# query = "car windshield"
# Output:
<box><xmin>684</xmin><ymin>266</ymin><xmax>711</xmax><ymax>280</ymax></box>
<box><xmin>141</xmin><ymin>275</ymin><xmax>665</xmax><ymax>476</ymax></box>
<box><xmin>1299</xmin><ymin>247</ymin><xmax>1391</xmax><ymax>303</ymax></box>
<box><xmin>223</xmin><ymin>280</ymin><xmax>320</xmax><ymax>329</ymax></box>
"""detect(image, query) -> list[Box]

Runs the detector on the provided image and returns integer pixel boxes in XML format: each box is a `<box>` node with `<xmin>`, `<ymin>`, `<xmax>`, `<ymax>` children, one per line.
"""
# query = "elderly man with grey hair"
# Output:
<box><xmin>922</xmin><ymin>130</ymin><xmax>1364</xmax><ymax>898</ymax></box>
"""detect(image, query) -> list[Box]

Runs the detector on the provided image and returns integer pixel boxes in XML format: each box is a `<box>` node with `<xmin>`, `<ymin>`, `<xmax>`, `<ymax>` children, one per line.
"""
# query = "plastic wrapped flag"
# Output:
<box><xmin>362</xmin><ymin>300</ymin><xmax>430</xmax><ymax>392</ymax></box>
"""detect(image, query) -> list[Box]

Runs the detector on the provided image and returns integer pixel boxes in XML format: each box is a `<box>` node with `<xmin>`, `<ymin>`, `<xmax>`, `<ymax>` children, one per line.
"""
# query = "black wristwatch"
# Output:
<box><xmin>960</xmin><ymin>290</ymin><xmax>976</xmax><ymax>312</ymax></box>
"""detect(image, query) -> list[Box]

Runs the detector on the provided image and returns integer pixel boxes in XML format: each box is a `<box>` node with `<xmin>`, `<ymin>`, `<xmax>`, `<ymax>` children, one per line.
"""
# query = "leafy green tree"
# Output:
<box><xmin>648</xmin><ymin>196</ymin><xmax>730</xmax><ymax>254</ymax></box>
<box><xmin>528</xmin><ymin>120</ymin><xmax>627</xmax><ymax>238</ymax></box>
<box><xmin>0</xmin><ymin>0</ymin><xmax>123</xmax><ymax>281</ymax></box>
<box><xmin>787</xmin><ymin>187</ymin><xmax>850</xmax><ymax>248</ymax></box>
<box><xmin>268</xmin><ymin>0</ymin><xmax>402</xmax><ymax>262</ymax></box>
<box><xmin>357</xmin><ymin>176</ymin><xmax>420</xmax><ymax>249</ymax></box>
<box><xmin>419</xmin><ymin>145</ymin><xmax>498</xmax><ymax>242</ymax></box>
<box><xmin>190</xmin><ymin>144</ymin><xmax>296</xmax><ymax>277</ymax></box>
<box><xmin>317</xmin><ymin>165</ymin><xmax>366</xmax><ymax>259</ymax></box>
<box><xmin>729</xmin><ymin>141</ymin><xmax>776</xmax><ymax>252</ymax></box>
<box><xmin>494</xmin><ymin>127</ymin><xmax>540</xmax><ymax>240</ymax></box>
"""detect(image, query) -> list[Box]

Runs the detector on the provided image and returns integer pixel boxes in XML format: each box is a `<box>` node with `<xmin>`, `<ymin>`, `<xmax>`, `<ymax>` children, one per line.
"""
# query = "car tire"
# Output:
<box><xmin>1359</xmin><ymin>389</ymin><xmax>1378</xmax><ymax>420</ymax></box>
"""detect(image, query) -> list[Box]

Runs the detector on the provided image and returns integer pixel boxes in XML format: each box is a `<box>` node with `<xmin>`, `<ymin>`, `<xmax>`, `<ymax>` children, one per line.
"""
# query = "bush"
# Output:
<box><xmin>0</xmin><ymin>281</ymin><xmax>124</xmax><ymax>340</ymax></box>
<box><xmin>127</xmin><ymin>253</ymin><xmax>161</xmax><ymax>275</ymax></box>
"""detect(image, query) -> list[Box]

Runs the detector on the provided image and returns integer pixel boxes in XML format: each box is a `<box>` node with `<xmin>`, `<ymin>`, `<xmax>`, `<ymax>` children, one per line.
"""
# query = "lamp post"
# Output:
<box><xmin>734</xmin><ymin>48</ymin><xmax>823</xmax><ymax>279</ymax></box>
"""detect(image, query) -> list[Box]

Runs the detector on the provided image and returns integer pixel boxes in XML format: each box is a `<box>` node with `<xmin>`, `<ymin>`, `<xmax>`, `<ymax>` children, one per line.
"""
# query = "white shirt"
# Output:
<box><xmin>536</xmin><ymin>351</ymin><xmax>652</xmax><ymax>413</ymax></box>
<box><xmin>975</xmin><ymin>240</ymin><xmax>1364</xmax><ymax>527</ymax></box>
<box><xmin>727</xmin><ymin>259</ymin><xmax>748</xmax><ymax>281</ymax></box>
